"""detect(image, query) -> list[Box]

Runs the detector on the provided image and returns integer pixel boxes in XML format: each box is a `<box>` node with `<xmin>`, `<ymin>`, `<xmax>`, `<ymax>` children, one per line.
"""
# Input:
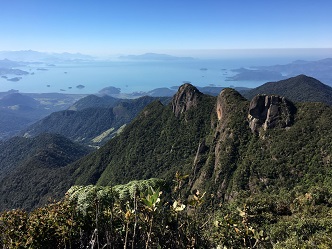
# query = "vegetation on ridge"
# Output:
<box><xmin>2</xmin><ymin>175</ymin><xmax>332</xmax><ymax>248</ymax></box>
<box><xmin>21</xmin><ymin>95</ymin><xmax>169</xmax><ymax>146</ymax></box>
<box><xmin>1</xmin><ymin>77</ymin><xmax>332</xmax><ymax>247</ymax></box>
<box><xmin>243</xmin><ymin>74</ymin><xmax>332</xmax><ymax>105</ymax></box>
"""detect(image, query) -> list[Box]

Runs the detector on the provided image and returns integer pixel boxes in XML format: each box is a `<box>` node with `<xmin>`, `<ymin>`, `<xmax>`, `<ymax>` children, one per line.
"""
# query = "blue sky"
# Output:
<box><xmin>1</xmin><ymin>0</ymin><xmax>331</xmax><ymax>56</ymax></box>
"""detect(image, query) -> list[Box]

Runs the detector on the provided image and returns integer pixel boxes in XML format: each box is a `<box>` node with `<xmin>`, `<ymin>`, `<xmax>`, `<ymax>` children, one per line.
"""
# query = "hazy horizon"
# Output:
<box><xmin>1</xmin><ymin>1</ymin><xmax>331</xmax><ymax>94</ymax></box>
<box><xmin>1</xmin><ymin>48</ymin><xmax>332</xmax><ymax>61</ymax></box>
<box><xmin>1</xmin><ymin>1</ymin><xmax>331</xmax><ymax>55</ymax></box>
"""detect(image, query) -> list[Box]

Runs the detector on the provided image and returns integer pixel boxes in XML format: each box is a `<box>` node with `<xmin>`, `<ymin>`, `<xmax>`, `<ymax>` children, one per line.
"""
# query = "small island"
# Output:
<box><xmin>0</xmin><ymin>68</ymin><xmax>29</xmax><ymax>76</ymax></box>
<box><xmin>7</xmin><ymin>77</ymin><xmax>22</xmax><ymax>82</ymax></box>
<box><xmin>98</xmin><ymin>86</ymin><xmax>121</xmax><ymax>95</ymax></box>
<box><xmin>76</xmin><ymin>84</ymin><xmax>85</xmax><ymax>89</ymax></box>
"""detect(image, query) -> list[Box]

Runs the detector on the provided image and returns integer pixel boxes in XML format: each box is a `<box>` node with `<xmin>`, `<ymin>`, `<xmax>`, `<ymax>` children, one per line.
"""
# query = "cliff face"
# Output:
<box><xmin>172</xmin><ymin>84</ymin><xmax>202</xmax><ymax>117</ymax></box>
<box><xmin>4</xmin><ymin>80</ymin><xmax>332</xmax><ymax>212</ymax></box>
<box><xmin>191</xmin><ymin>88</ymin><xmax>250</xmax><ymax>198</ymax></box>
<box><xmin>192</xmin><ymin>91</ymin><xmax>299</xmax><ymax>201</ymax></box>
<box><xmin>248</xmin><ymin>95</ymin><xmax>296</xmax><ymax>134</ymax></box>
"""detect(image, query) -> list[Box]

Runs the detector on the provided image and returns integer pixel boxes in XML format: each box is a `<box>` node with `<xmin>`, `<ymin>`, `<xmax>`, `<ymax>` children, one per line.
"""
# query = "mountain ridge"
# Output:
<box><xmin>1</xmin><ymin>75</ymin><xmax>332</xmax><ymax>214</ymax></box>
<box><xmin>0</xmin><ymin>133</ymin><xmax>91</xmax><ymax>211</ymax></box>
<box><xmin>243</xmin><ymin>74</ymin><xmax>332</xmax><ymax>105</ymax></box>
<box><xmin>21</xmin><ymin>95</ymin><xmax>168</xmax><ymax>146</ymax></box>
<box><xmin>1</xmin><ymin>75</ymin><xmax>332</xmax><ymax>247</ymax></box>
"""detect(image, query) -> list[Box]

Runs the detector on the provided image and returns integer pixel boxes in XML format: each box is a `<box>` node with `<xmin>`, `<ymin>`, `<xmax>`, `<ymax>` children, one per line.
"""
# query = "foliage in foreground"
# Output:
<box><xmin>0</xmin><ymin>177</ymin><xmax>208</xmax><ymax>248</ymax></box>
<box><xmin>2</xmin><ymin>176</ymin><xmax>332</xmax><ymax>248</ymax></box>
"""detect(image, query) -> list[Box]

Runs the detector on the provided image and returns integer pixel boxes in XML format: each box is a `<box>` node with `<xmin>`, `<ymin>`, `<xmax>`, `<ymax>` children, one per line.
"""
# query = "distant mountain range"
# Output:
<box><xmin>0</xmin><ymin>92</ymin><xmax>86</xmax><ymax>140</ymax></box>
<box><xmin>21</xmin><ymin>95</ymin><xmax>170</xmax><ymax>146</ymax></box>
<box><xmin>0</xmin><ymin>58</ymin><xmax>25</xmax><ymax>68</ymax></box>
<box><xmin>118</xmin><ymin>53</ymin><xmax>194</xmax><ymax>61</ymax></box>
<box><xmin>1</xmin><ymin>74</ymin><xmax>332</xmax><ymax>214</ymax></box>
<box><xmin>100</xmin><ymin>85</ymin><xmax>251</xmax><ymax>98</ymax></box>
<box><xmin>0</xmin><ymin>50</ymin><xmax>95</xmax><ymax>62</ymax></box>
<box><xmin>1</xmin><ymin>74</ymin><xmax>331</xmax><ymax>143</ymax></box>
<box><xmin>228</xmin><ymin>58</ymin><xmax>332</xmax><ymax>84</ymax></box>
<box><xmin>1</xmin><ymin>73</ymin><xmax>332</xmax><ymax>247</ymax></box>
<box><xmin>254</xmin><ymin>58</ymin><xmax>332</xmax><ymax>84</ymax></box>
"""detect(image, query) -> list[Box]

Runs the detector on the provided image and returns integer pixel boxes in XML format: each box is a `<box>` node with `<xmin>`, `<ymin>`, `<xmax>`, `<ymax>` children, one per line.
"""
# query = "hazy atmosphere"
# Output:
<box><xmin>1</xmin><ymin>0</ymin><xmax>331</xmax><ymax>56</ymax></box>
<box><xmin>2</xmin><ymin>1</ymin><xmax>332</xmax><ymax>248</ymax></box>
<box><xmin>1</xmin><ymin>0</ymin><xmax>331</xmax><ymax>94</ymax></box>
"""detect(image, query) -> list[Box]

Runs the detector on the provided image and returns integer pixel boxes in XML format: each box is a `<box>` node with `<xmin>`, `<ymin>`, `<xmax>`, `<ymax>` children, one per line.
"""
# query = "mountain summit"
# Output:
<box><xmin>1</xmin><ymin>77</ymin><xmax>332</xmax><ymax>247</ymax></box>
<box><xmin>244</xmin><ymin>74</ymin><xmax>332</xmax><ymax>105</ymax></box>
<box><xmin>172</xmin><ymin>84</ymin><xmax>203</xmax><ymax>117</ymax></box>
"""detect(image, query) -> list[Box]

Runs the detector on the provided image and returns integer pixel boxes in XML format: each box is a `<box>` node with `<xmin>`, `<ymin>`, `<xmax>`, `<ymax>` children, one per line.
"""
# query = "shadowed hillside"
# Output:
<box><xmin>243</xmin><ymin>74</ymin><xmax>332</xmax><ymax>105</ymax></box>
<box><xmin>0</xmin><ymin>133</ymin><xmax>91</xmax><ymax>211</ymax></box>
<box><xmin>1</xmin><ymin>79</ymin><xmax>332</xmax><ymax>247</ymax></box>
<box><xmin>21</xmin><ymin>96</ymin><xmax>168</xmax><ymax>146</ymax></box>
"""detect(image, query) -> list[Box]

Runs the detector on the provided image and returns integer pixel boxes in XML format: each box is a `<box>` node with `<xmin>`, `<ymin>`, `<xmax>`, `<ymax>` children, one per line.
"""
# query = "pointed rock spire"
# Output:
<box><xmin>172</xmin><ymin>83</ymin><xmax>202</xmax><ymax>117</ymax></box>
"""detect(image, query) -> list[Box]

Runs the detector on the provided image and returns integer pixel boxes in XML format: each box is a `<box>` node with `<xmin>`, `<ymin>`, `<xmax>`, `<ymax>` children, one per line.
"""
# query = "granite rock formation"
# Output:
<box><xmin>172</xmin><ymin>84</ymin><xmax>202</xmax><ymax>117</ymax></box>
<box><xmin>248</xmin><ymin>94</ymin><xmax>295</xmax><ymax>133</ymax></box>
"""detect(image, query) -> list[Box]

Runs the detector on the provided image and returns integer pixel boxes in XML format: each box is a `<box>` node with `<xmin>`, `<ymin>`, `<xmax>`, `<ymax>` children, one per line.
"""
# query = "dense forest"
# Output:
<box><xmin>1</xmin><ymin>75</ymin><xmax>332</xmax><ymax>248</ymax></box>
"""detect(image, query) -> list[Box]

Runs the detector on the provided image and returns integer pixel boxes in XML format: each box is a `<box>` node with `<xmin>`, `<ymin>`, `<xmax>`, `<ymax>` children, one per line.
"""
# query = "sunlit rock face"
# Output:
<box><xmin>172</xmin><ymin>83</ymin><xmax>202</xmax><ymax>117</ymax></box>
<box><xmin>248</xmin><ymin>94</ymin><xmax>296</xmax><ymax>133</ymax></box>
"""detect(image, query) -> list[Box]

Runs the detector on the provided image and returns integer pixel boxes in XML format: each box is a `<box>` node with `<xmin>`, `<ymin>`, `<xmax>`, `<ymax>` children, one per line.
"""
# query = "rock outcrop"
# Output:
<box><xmin>248</xmin><ymin>94</ymin><xmax>296</xmax><ymax>133</ymax></box>
<box><xmin>216</xmin><ymin>88</ymin><xmax>247</xmax><ymax>122</ymax></box>
<box><xmin>172</xmin><ymin>83</ymin><xmax>202</xmax><ymax>117</ymax></box>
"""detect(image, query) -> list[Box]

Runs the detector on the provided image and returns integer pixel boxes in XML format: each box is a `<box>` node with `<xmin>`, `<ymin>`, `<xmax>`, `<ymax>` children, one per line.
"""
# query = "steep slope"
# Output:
<box><xmin>0</xmin><ymin>93</ymin><xmax>40</xmax><ymax>108</ymax></box>
<box><xmin>67</xmin><ymin>94</ymin><xmax>120</xmax><ymax>111</ymax></box>
<box><xmin>192</xmin><ymin>92</ymin><xmax>332</xmax><ymax>202</ymax></box>
<box><xmin>0</xmin><ymin>133</ymin><xmax>91</xmax><ymax>211</ymax></box>
<box><xmin>0</xmin><ymin>92</ymin><xmax>86</xmax><ymax>140</ymax></box>
<box><xmin>65</xmin><ymin>82</ymin><xmax>332</xmax><ymax>204</ymax></box>
<box><xmin>2</xmin><ymin>78</ymin><xmax>332</xmax><ymax>213</ymax></box>
<box><xmin>0</xmin><ymin>111</ymin><xmax>35</xmax><ymax>140</ymax></box>
<box><xmin>69</xmin><ymin>84</ymin><xmax>216</xmax><ymax>186</ymax></box>
<box><xmin>0</xmin><ymin>93</ymin><xmax>43</xmax><ymax>139</ymax></box>
<box><xmin>243</xmin><ymin>74</ymin><xmax>332</xmax><ymax>105</ymax></box>
<box><xmin>21</xmin><ymin>96</ymin><xmax>159</xmax><ymax>145</ymax></box>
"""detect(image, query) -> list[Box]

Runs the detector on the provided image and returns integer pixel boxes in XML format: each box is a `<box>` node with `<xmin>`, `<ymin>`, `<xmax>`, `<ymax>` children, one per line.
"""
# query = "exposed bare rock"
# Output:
<box><xmin>248</xmin><ymin>94</ymin><xmax>296</xmax><ymax>133</ymax></box>
<box><xmin>172</xmin><ymin>83</ymin><xmax>202</xmax><ymax>117</ymax></box>
<box><xmin>216</xmin><ymin>88</ymin><xmax>246</xmax><ymax>122</ymax></box>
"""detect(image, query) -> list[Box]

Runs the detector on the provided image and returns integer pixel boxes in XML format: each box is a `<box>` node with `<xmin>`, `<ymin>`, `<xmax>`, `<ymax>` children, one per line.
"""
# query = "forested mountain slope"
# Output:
<box><xmin>2</xmin><ymin>79</ymin><xmax>332</xmax><ymax>247</ymax></box>
<box><xmin>67</xmin><ymin>94</ymin><xmax>120</xmax><ymax>111</ymax></box>
<box><xmin>243</xmin><ymin>74</ymin><xmax>332</xmax><ymax>105</ymax></box>
<box><xmin>0</xmin><ymin>92</ymin><xmax>86</xmax><ymax>140</ymax></box>
<box><xmin>0</xmin><ymin>133</ymin><xmax>91</xmax><ymax>211</ymax></box>
<box><xmin>64</xmin><ymin>82</ymin><xmax>332</xmax><ymax>203</ymax></box>
<box><xmin>2</xmin><ymin>77</ymin><xmax>332</xmax><ymax>213</ymax></box>
<box><xmin>21</xmin><ymin>96</ymin><xmax>164</xmax><ymax>146</ymax></box>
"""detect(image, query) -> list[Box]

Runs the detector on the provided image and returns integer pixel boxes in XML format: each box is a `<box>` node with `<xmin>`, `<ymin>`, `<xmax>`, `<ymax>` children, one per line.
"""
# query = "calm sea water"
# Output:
<box><xmin>0</xmin><ymin>57</ymin><xmax>319</xmax><ymax>94</ymax></box>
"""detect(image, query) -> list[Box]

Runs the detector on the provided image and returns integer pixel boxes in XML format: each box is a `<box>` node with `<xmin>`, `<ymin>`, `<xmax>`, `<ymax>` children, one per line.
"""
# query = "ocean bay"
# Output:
<box><xmin>0</xmin><ymin>56</ymin><xmax>327</xmax><ymax>94</ymax></box>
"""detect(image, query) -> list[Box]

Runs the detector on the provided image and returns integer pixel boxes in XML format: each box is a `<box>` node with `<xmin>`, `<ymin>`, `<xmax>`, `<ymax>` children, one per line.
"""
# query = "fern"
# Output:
<box><xmin>67</xmin><ymin>178</ymin><xmax>165</xmax><ymax>214</ymax></box>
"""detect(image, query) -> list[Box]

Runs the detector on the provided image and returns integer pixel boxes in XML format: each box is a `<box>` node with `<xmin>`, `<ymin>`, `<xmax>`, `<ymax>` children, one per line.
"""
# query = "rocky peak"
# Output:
<box><xmin>216</xmin><ymin>91</ymin><xmax>226</xmax><ymax>121</ymax></box>
<box><xmin>216</xmin><ymin>88</ymin><xmax>246</xmax><ymax>121</ymax></box>
<box><xmin>248</xmin><ymin>94</ymin><xmax>296</xmax><ymax>133</ymax></box>
<box><xmin>172</xmin><ymin>83</ymin><xmax>202</xmax><ymax>117</ymax></box>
